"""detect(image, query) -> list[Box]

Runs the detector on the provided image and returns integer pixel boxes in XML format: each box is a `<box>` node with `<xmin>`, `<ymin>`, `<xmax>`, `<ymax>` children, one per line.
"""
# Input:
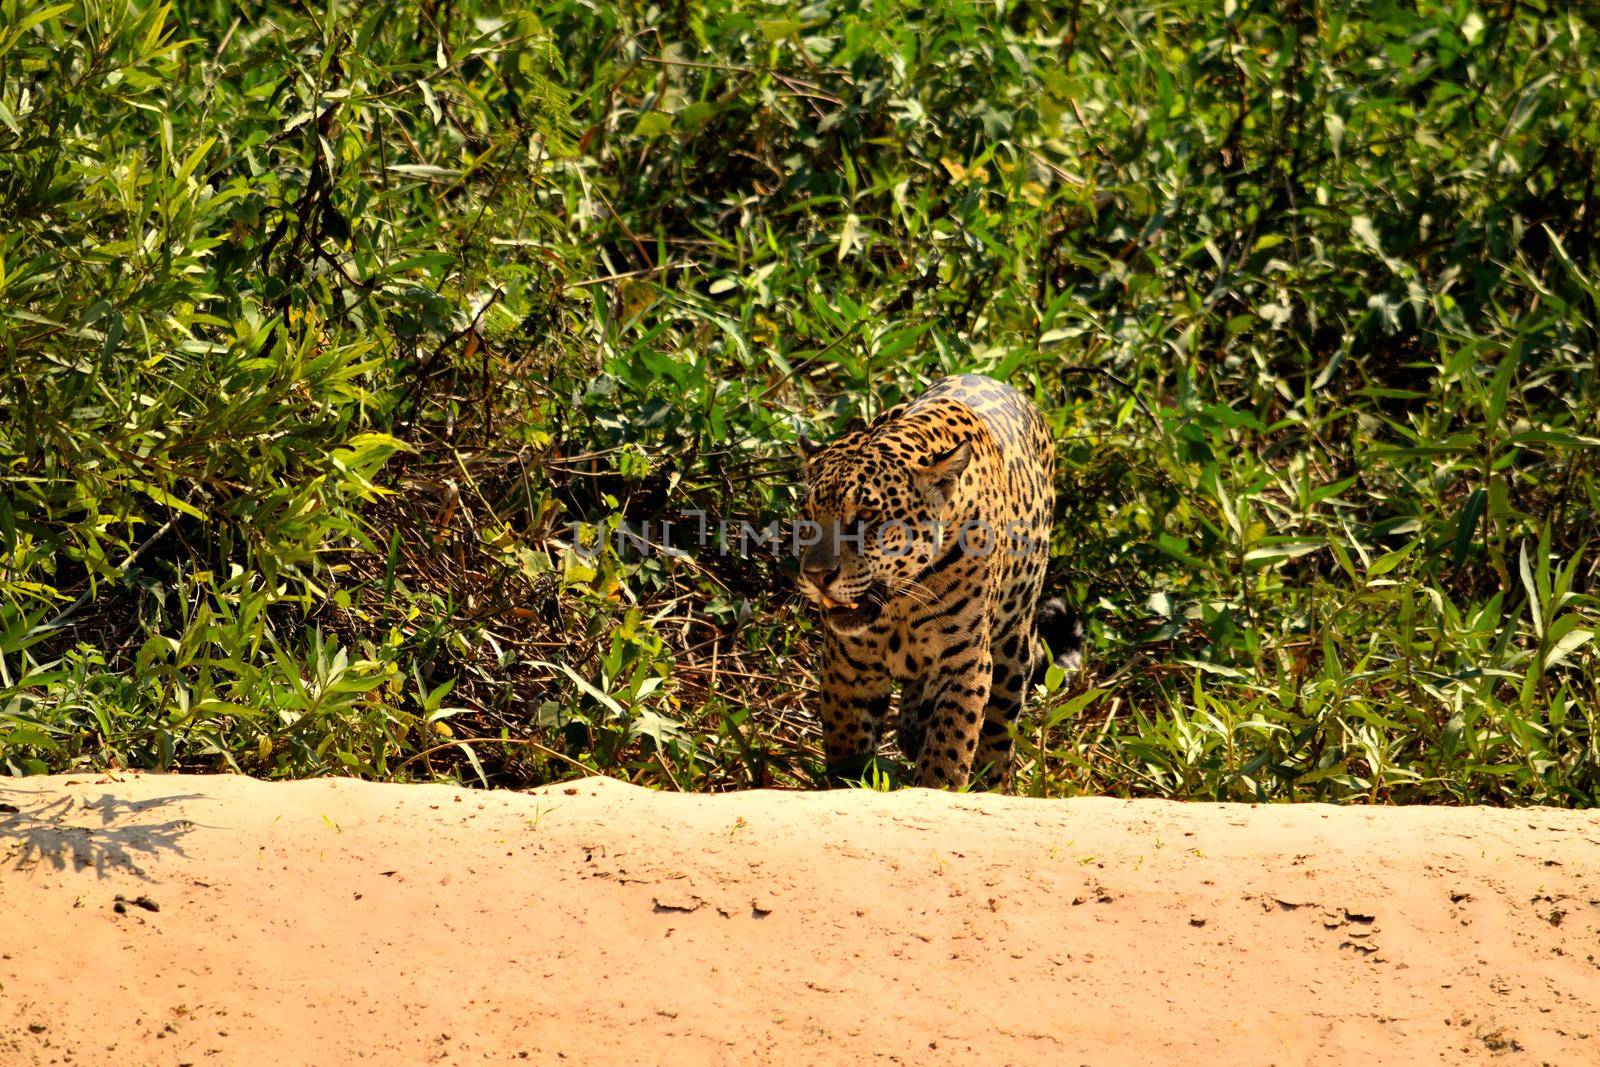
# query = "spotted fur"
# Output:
<box><xmin>796</xmin><ymin>374</ymin><xmax>1059</xmax><ymax>790</ymax></box>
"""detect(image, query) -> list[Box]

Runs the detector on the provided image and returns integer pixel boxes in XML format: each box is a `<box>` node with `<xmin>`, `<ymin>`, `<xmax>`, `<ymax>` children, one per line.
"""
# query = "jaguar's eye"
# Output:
<box><xmin>853</xmin><ymin>507</ymin><xmax>877</xmax><ymax>525</ymax></box>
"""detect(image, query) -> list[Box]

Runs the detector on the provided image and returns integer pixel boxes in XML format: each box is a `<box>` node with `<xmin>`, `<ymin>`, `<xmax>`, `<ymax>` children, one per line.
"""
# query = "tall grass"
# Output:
<box><xmin>2</xmin><ymin>0</ymin><xmax>1597</xmax><ymax>803</ymax></box>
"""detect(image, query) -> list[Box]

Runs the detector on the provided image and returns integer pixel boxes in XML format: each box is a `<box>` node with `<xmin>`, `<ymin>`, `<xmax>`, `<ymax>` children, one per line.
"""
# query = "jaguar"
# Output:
<box><xmin>795</xmin><ymin>373</ymin><xmax>1078</xmax><ymax>790</ymax></box>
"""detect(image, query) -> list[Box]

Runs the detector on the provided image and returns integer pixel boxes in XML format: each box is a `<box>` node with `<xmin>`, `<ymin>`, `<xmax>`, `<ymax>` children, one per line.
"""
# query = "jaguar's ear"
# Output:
<box><xmin>918</xmin><ymin>440</ymin><xmax>972</xmax><ymax>493</ymax></box>
<box><xmin>796</xmin><ymin>434</ymin><xmax>827</xmax><ymax>466</ymax></box>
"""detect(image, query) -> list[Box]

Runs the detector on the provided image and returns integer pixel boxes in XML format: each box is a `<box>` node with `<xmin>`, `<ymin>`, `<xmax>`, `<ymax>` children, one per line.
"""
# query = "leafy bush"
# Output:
<box><xmin>2</xmin><ymin>0</ymin><xmax>1597</xmax><ymax>804</ymax></box>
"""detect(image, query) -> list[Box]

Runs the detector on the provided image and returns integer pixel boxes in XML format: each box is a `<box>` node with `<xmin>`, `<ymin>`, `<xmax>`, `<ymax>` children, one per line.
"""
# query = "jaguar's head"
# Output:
<box><xmin>795</xmin><ymin>427</ymin><xmax>972</xmax><ymax>634</ymax></box>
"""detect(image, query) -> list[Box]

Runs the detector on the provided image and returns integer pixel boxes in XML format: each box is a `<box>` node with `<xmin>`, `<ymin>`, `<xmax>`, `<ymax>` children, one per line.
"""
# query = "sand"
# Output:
<box><xmin>2</xmin><ymin>772</ymin><xmax>1598</xmax><ymax>1065</ymax></box>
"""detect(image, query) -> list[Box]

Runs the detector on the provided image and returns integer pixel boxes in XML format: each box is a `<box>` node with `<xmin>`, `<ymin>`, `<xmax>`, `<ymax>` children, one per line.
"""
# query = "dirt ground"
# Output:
<box><xmin>2</xmin><ymin>773</ymin><xmax>1598</xmax><ymax>1065</ymax></box>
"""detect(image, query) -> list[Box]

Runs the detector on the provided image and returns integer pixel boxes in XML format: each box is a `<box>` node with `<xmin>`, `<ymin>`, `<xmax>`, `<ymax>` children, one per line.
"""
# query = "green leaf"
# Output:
<box><xmin>1351</xmin><ymin>215</ymin><xmax>1383</xmax><ymax>254</ymax></box>
<box><xmin>1243</xmin><ymin>541</ymin><xmax>1322</xmax><ymax>568</ymax></box>
<box><xmin>759</xmin><ymin>17</ymin><xmax>805</xmax><ymax>40</ymax></box>
<box><xmin>1367</xmin><ymin>542</ymin><xmax>1417</xmax><ymax>579</ymax></box>
<box><xmin>1543</xmin><ymin>622</ymin><xmax>1591</xmax><ymax>672</ymax></box>
<box><xmin>0</xmin><ymin>727</ymin><xmax>58</xmax><ymax>750</ymax></box>
<box><xmin>1519</xmin><ymin>541</ymin><xmax>1542</xmax><ymax>638</ymax></box>
<box><xmin>130</xmin><ymin>481</ymin><xmax>206</xmax><ymax>520</ymax></box>
<box><xmin>634</xmin><ymin>111</ymin><xmax>674</xmax><ymax>138</ymax></box>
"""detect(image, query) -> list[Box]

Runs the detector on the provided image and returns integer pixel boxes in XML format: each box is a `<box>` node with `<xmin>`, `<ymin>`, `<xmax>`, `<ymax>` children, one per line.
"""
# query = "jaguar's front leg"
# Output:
<box><xmin>819</xmin><ymin>630</ymin><xmax>892</xmax><ymax>785</ymax></box>
<box><xmin>914</xmin><ymin>645</ymin><xmax>992</xmax><ymax>790</ymax></box>
<box><xmin>897</xmin><ymin>674</ymin><xmax>936</xmax><ymax>769</ymax></box>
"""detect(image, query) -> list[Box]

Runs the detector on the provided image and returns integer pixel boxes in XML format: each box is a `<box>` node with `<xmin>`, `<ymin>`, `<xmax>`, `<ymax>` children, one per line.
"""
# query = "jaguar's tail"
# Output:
<box><xmin>1036</xmin><ymin>597</ymin><xmax>1084</xmax><ymax>673</ymax></box>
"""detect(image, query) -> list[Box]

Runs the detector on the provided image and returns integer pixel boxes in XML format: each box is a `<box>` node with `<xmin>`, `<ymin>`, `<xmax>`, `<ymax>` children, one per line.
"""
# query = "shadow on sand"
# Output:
<box><xmin>0</xmin><ymin>788</ymin><xmax>206</xmax><ymax>879</ymax></box>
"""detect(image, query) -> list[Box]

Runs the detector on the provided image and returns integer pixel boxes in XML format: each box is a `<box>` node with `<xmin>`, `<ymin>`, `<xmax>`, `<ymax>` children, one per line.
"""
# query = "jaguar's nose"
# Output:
<box><xmin>802</xmin><ymin>563</ymin><xmax>839</xmax><ymax>590</ymax></box>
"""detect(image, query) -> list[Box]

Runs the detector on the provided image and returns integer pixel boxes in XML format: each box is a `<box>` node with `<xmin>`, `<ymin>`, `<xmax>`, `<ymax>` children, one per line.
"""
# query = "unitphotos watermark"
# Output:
<box><xmin>564</xmin><ymin>511</ymin><xmax>1045</xmax><ymax>561</ymax></box>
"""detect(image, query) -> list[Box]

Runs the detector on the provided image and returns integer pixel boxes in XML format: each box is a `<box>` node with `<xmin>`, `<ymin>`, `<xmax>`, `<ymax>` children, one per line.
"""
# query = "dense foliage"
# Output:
<box><xmin>3</xmin><ymin>0</ymin><xmax>1598</xmax><ymax>803</ymax></box>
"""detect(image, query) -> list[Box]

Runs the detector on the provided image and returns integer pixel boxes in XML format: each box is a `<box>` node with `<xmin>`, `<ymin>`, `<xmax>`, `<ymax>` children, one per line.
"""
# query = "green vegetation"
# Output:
<box><xmin>3</xmin><ymin>0</ymin><xmax>1598</xmax><ymax>804</ymax></box>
